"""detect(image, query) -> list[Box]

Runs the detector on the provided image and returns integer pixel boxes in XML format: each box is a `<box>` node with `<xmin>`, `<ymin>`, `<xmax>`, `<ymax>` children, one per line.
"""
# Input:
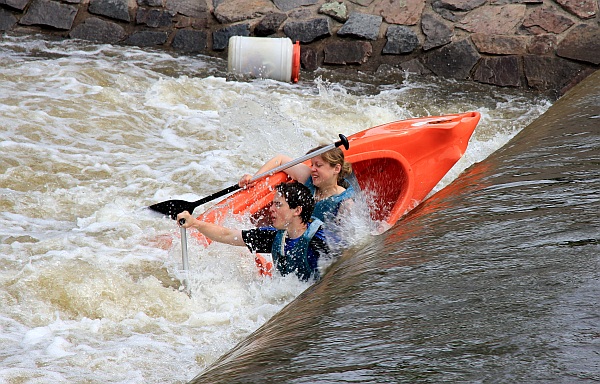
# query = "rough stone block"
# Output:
<box><xmin>70</xmin><ymin>17</ymin><xmax>126</xmax><ymax>43</ymax></box>
<box><xmin>422</xmin><ymin>13</ymin><xmax>453</xmax><ymax>50</ymax></box>
<box><xmin>138</xmin><ymin>0</ymin><xmax>163</xmax><ymax>6</ymax></box>
<box><xmin>0</xmin><ymin>8</ymin><xmax>17</xmax><ymax>31</ymax></box>
<box><xmin>383</xmin><ymin>25</ymin><xmax>419</xmax><ymax>54</ymax></box>
<box><xmin>124</xmin><ymin>30</ymin><xmax>168</xmax><ymax>46</ymax></box>
<box><xmin>214</xmin><ymin>0</ymin><xmax>274</xmax><ymax>23</ymax></box>
<box><xmin>556</xmin><ymin>0</ymin><xmax>597</xmax><ymax>19</ymax></box>
<box><xmin>556</xmin><ymin>24</ymin><xmax>600</xmax><ymax>65</ymax></box>
<box><xmin>436</xmin><ymin>0</ymin><xmax>486</xmax><ymax>12</ymax></box>
<box><xmin>458</xmin><ymin>4</ymin><xmax>526</xmax><ymax>34</ymax></box>
<box><xmin>374</xmin><ymin>0</ymin><xmax>426</xmax><ymax>25</ymax></box>
<box><xmin>337</xmin><ymin>12</ymin><xmax>382</xmax><ymax>41</ymax></box>
<box><xmin>273</xmin><ymin>0</ymin><xmax>318</xmax><ymax>12</ymax></box>
<box><xmin>172</xmin><ymin>29</ymin><xmax>207</xmax><ymax>52</ymax></box>
<box><xmin>424</xmin><ymin>38</ymin><xmax>481</xmax><ymax>79</ymax></box>
<box><xmin>324</xmin><ymin>41</ymin><xmax>372</xmax><ymax>65</ymax></box>
<box><xmin>89</xmin><ymin>0</ymin><xmax>131</xmax><ymax>22</ymax></box>
<box><xmin>348</xmin><ymin>0</ymin><xmax>374</xmax><ymax>6</ymax></box>
<box><xmin>527</xmin><ymin>34</ymin><xmax>557</xmax><ymax>55</ymax></box>
<box><xmin>522</xmin><ymin>5</ymin><xmax>574</xmax><ymax>34</ymax></box>
<box><xmin>473</xmin><ymin>56</ymin><xmax>521</xmax><ymax>87</ymax></box>
<box><xmin>471</xmin><ymin>33</ymin><xmax>528</xmax><ymax>55</ymax></box>
<box><xmin>523</xmin><ymin>55</ymin><xmax>590</xmax><ymax>95</ymax></box>
<box><xmin>19</xmin><ymin>0</ymin><xmax>78</xmax><ymax>30</ymax></box>
<box><xmin>212</xmin><ymin>23</ymin><xmax>250</xmax><ymax>50</ymax></box>
<box><xmin>136</xmin><ymin>8</ymin><xmax>175</xmax><ymax>27</ymax></box>
<box><xmin>300</xmin><ymin>45</ymin><xmax>320</xmax><ymax>70</ymax></box>
<box><xmin>284</xmin><ymin>18</ymin><xmax>331</xmax><ymax>44</ymax></box>
<box><xmin>319</xmin><ymin>2</ymin><xmax>348</xmax><ymax>23</ymax></box>
<box><xmin>400</xmin><ymin>58</ymin><xmax>432</xmax><ymax>74</ymax></box>
<box><xmin>0</xmin><ymin>0</ymin><xmax>30</xmax><ymax>11</ymax></box>
<box><xmin>254</xmin><ymin>12</ymin><xmax>287</xmax><ymax>37</ymax></box>
<box><xmin>165</xmin><ymin>0</ymin><xmax>208</xmax><ymax>18</ymax></box>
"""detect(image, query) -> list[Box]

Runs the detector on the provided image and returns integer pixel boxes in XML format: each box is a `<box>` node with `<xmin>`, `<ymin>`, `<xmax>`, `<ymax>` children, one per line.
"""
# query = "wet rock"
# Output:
<box><xmin>471</xmin><ymin>33</ymin><xmax>528</xmax><ymax>55</ymax></box>
<box><xmin>319</xmin><ymin>1</ymin><xmax>348</xmax><ymax>23</ymax></box>
<box><xmin>288</xmin><ymin>8</ymin><xmax>311</xmax><ymax>19</ymax></box>
<box><xmin>424</xmin><ymin>38</ymin><xmax>480</xmax><ymax>79</ymax></box>
<box><xmin>136</xmin><ymin>8</ymin><xmax>175</xmax><ymax>27</ymax></box>
<box><xmin>458</xmin><ymin>4</ymin><xmax>526</xmax><ymax>34</ymax></box>
<box><xmin>2</xmin><ymin>0</ymin><xmax>598</xmax><ymax>95</ymax></box>
<box><xmin>176</xmin><ymin>14</ymin><xmax>209</xmax><ymax>29</ymax></box>
<box><xmin>348</xmin><ymin>0</ymin><xmax>374</xmax><ymax>6</ymax></box>
<box><xmin>273</xmin><ymin>0</ymin><xmax>319</xmax><ymax>12</ymax></box>
<box><xmin>137</xmin><ymin>0</ymin><xmax>163</xmax><ymax>6</ymax></box>
<box><xmin>124</xmin><ymin>31</ymin><xmax>168</xmax><ymax>46</ymax></box>
<box><xmin>491</xmin><ymin>0</ymin><xmax>542</xmax><ymax>3</ymax></box>
<box><xmin>522</xmin><ymin>5</ymin><xmax>574</xmax><ymax>34</ymax></box>
<box><xmin>523</xmin><ymin>55</ymin><xmax>590</xmax><ymax>95</ymax></box>
<box><xmin>473</xmin><ymin>55</ymin><xmax>521</xmax><ymax>86</ymax></box>
<box><xmin>431</xmin><ymin>0</ymin><xmax>466</xmax><ymax>22</ymax></box>
<box><xmin>437</xmin><ymin>0</ymin><xmax>486</xmax><ymax>12</ymax></box>
<box><xmin>300</xmin><ymin>45</ymin><xmax>321</xmax><ymax>70</ymax></box>
<box><xmin>88</xmin><ymin>0</ymin><xmax>130</xmax><ymax>22</ymax></box>
<box><xmin>337</xmin><ymin>12</ymin><xmax>382</xmax><ymax>40</ymax></box>
<box><xmin>212</xmin><ymin>23</ymin><xmax>250</xmax><ymax>50</ymax></box>
<box><xmin>400</xmin><ymin>58</ymin><xmax>432</xmax><ymax>74</ymax></box>
<box><xmin>172</xmin><ymin>29</ymin><xmax>207</xmax><ymax>52</ymax></box>
<box><xmin>214</xmin><ymin>0</ymin><xmax>274</xmax><ymax>24</ymax></box>
<box><xmin>283</xmin><ymin>18</ymin><xmax>331</xmax><ymax>44</ymax></box>
<box><xmin>255</xmin><ymin>13</ymin><xmax>287</xmax><ymax>36</ymax></box>
<box><xmin>527</xmin><ymin>34</ymin><xmax>557</xmax><ymax>55</ymax></box>
<box><xmin>421</xmin><ymin>13</ymin><xmax>453</xmax><ymax>50</ymax></box>
<box><xmin>374</xmin><ymin>0</ymin><xmax>426</xmax><ymax>25</ymax></box>
<box><xmin>383</xmin><ymin>25</ymin><xmax>419</xmax><ymax>54</ymax></box>
<box><xmin>556</xmin><ymin>0</ymin><xmax>597</xmax><ymax>19</ymax></box>
<box><xmin>70</xmin><ymin>17</ymin><xmax>125</xmax><ymax>43</ymax></box>
<box><xmin>324</xmin><ymin>40</ymin><xmax>372</xmax><ymax>64</ymax></box>
<box><xmin>19</xmin><ymin>0</ymin><xmax>78</xmax><ymax>29</ymax></box>
<box><xmin>0</xmin><ymin>8</ymin><xmax>17</xmax><ymax>30</ymax></box>
<box><xmin>165</xmin><ymin>0</ymin><xmax>208</xmax><ymax>18</ymax></box>
<box><xmin>556</xmin><ymin>24</ymin><xmax>600</xmax><ymax>65</ymax></box>
<box><xmin>0</xmin><ymin>0</ymin><xmax>29</xmax><ymax>11</ymax></box>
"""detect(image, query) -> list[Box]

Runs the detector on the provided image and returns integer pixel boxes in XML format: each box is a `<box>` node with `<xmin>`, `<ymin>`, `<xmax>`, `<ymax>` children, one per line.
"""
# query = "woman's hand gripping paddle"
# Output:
<box><xmin>148</xmin><ymin>134</ymin><xmax>349</xmax><ymax>220</ymax></box>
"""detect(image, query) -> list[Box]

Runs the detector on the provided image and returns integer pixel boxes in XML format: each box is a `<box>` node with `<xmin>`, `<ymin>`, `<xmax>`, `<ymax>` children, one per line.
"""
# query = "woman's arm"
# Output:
<box><xmin>239</xmin><ymin>154</ymin><xmax>312</xmax><ymax>187</ymax></box>
<box><xmin>177</xmin><ymin>211</ymin><xmax>246</xmax><ymax>246</ymax></box>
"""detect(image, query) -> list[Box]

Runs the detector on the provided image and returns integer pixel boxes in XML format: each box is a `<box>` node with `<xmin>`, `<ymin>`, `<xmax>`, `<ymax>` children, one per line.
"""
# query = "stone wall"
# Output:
<box><xmin>1</xmin><ymin>0</ymin><xmax>599</xmax><ymax>97</ymax></box>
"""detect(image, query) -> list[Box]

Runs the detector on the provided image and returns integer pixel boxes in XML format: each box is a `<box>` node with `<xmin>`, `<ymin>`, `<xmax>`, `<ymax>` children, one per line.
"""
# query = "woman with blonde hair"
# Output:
<box><xmin>239</xmin><ymin>145</ymin><xmax>354</xmax><ymax>224</ymax></box>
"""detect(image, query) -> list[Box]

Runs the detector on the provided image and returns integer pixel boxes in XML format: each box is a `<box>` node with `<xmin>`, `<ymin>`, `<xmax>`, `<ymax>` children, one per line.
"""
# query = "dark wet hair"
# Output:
<box><xmin>275</xmin><ymin>181</ymin><xmax>315</xmax><ymax>224</ymax></box>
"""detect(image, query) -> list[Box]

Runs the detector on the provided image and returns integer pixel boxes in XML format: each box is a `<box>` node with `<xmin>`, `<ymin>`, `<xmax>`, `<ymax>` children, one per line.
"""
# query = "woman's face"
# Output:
<box><xmin>310</xmin><ymin>155</ymin><xmax>341</xmax><ymax>188</ymax></box>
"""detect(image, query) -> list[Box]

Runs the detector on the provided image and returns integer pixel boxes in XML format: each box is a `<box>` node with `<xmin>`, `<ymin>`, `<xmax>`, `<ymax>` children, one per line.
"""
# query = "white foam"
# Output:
<box><xmin>0</xmin><ymin>34</ymin><xmax>552</xmax><ymax>383</ymax></box>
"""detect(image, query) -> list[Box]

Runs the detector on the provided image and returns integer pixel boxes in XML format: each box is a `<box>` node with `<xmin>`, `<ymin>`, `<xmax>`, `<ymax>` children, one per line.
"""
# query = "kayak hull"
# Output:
<box><xmin>195</xmin><ymin>112</ymin><xmax>480</xmax><ymax>230</ymax></box>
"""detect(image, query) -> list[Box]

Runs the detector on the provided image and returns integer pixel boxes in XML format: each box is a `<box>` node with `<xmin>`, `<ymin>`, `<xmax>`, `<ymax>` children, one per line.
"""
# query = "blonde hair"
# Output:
<box><xmin>308</xmin><ymin>145</ymin><xmax>352</xmax><ymax>186</ymax></box>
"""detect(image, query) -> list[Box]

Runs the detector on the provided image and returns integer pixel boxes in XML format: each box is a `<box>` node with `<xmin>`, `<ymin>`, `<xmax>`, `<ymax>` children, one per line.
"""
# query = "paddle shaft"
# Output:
<box><xmin>180</xmin><ymin>225</ymin><xmax>191</xmax><ymax>295</ymax></box>
<box><xmin>248</xmin><ymin>134</ymin><xmax>349</xmax><ymax>183</ymax></box>
<box><xmin>149</xmin><ymin>134</ymin><xmax>349</xmax><ymax>219</ymax></box>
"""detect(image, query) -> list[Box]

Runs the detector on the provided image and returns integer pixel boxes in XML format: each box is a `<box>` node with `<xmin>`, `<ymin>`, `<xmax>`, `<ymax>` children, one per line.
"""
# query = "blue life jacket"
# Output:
<box><xmin>304</xmin><ymin>178</ymin><xmax>355</xmax><ymax>223</ymax></box>
<box><xmin>271</xmin><ymin>219</ymin><xmax>324</xmax><ymax>281</ymax></box>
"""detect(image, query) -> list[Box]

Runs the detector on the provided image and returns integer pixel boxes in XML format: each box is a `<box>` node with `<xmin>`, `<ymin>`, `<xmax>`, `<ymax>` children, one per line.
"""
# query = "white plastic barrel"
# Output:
<box><xmin>227</xmin><ymin>36</ymin><xmax>300</xmax><ymax>83</ymax></box>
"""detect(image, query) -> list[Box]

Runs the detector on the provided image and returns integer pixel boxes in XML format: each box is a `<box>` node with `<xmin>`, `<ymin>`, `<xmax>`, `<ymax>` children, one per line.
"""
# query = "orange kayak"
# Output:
<box><xmin>194</xmin><ymin>111</ymin><xmax>480</xmax><ymax>230</ymax></box>
<box><xmin>189</xmin><ymin>111</ymin><xmax>480</xmax><ymax>276</ymax></box>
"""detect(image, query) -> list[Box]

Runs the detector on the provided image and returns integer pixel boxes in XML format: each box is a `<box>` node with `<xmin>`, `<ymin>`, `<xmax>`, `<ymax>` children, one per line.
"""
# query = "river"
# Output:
<box><xmin>1</xmin><ymin>34</ymin><xmax>596</xmax><ymax>383</ymax></box>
